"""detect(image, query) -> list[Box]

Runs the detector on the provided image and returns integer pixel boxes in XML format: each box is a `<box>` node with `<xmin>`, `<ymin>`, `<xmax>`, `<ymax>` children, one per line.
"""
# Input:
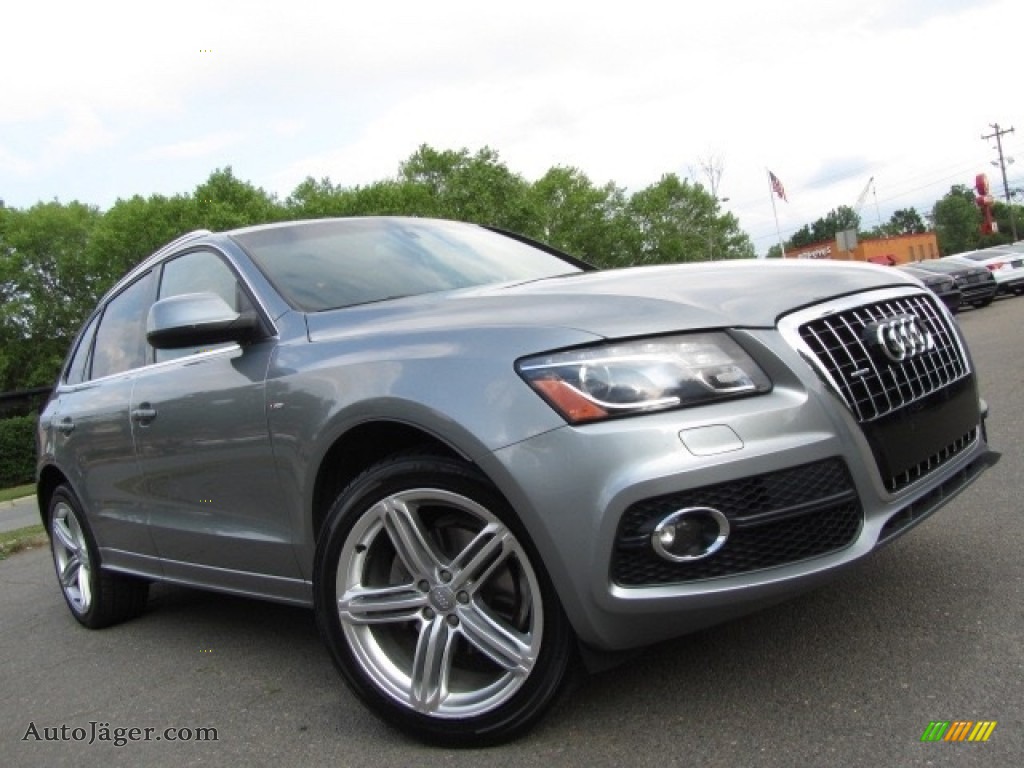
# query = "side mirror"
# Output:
<box><xmin>146</xmin><ymin>292</ymin><xmax>259</xmax><ymax>350</ymax></box>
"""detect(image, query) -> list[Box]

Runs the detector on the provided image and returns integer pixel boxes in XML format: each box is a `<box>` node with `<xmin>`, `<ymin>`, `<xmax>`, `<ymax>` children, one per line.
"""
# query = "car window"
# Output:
<box><xmin>233</xmin><ymin>218</ymin><xmax>583</xmax><ymax>312</ymax></box>
<box><xmin>159</xmin><ymin>249</ymin><xmax>243</xmax><ymax>309</ymax></box>
<box><xmin>155</xmin><ymin>250</ymin><xmax>251</xmax><ymax>362</ymax></box>
<box><xmin>90</xmin><ymin>272</ymin><xmax>155</xmax><ymax>380</ymax></box>
<box><xmin>64</xmin><ymin>313</ymin><xmax>100</xmax><ymax>385</ymax></box>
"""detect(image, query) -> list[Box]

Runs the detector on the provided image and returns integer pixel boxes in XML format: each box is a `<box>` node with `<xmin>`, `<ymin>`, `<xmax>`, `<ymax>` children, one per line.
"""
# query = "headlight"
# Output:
<box><xmin>517</xmin><ymin>333</ymin><xmax>771</xmax><ymax>424</ymax></box>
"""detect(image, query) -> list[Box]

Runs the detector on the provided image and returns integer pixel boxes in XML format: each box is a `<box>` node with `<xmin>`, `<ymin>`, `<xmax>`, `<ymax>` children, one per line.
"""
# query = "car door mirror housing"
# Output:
<box><xmin>146</xmin><ymin>292</ymin><xmax>259</xmax><ymax>349</ymax></box>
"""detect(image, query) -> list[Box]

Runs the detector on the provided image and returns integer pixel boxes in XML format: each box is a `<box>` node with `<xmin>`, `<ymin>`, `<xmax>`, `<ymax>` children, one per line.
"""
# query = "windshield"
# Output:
<box><xmin>957</xmin><ymin>250</ymin><xmax>1010</xmax><ymax>262</ymax></box>
<box><xmin>232</xmin><ymin>218</ymin><xmax>585</xmax><ymax>311</ymax></box>
<box><xmin>916</xmin><ymin>261</ymin><xmax>969</xmax><ymax>274</ymax></box>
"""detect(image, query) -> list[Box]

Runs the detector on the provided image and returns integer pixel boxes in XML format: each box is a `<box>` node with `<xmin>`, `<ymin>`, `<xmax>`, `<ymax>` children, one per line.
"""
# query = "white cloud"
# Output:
<box><xmin>149</xmin><ymin>132</ymin><xmax>246</xmax><ymax>160</ymax></box>
<box><xmin>46</xmin><ymin>106</ymin><xmax>116</xmax><ymax>156</ymax></box>
<box><xmin>2</xmin><ymin>0</ymin><xmax>1022</xmax><ymax>251</ymax></box>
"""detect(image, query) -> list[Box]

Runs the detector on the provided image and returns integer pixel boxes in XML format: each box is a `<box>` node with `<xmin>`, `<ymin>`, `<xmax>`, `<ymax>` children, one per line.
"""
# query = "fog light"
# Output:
<box><xmin>652</xmin><ymin>507</ymin><xmax>730</xmax><ymax>562</ymax></box>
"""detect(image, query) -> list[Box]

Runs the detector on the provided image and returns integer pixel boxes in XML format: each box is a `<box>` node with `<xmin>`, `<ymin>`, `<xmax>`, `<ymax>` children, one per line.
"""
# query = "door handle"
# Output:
<box><xmin>57</xmin><ymin>417</ymin><xmax>75</xmax><ymax>435</ymax></box>
<box><xmin>131</xmin><ymin>405</ymin><xmax>157</xmax><ymax>425</ymax></box>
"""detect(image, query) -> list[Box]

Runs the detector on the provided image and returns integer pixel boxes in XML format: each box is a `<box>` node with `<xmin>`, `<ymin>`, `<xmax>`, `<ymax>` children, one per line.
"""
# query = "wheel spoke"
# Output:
<box><xmin>410</xmin><ymin>617</ymin><xmax>455</xmax><ymax>713</ymax></box>
<box><xmin>60</xmin><ymin>555</ymin><xmax>82</xmax><ymax>589</ymax></box>
<box><xmin>338</xmin><ymin>584</ymin><xmax>428</xmax><ymax>624</ymax></box>
<box><xmin>52</xmin><ymin>517</ymin><xmax>78</xmax><ymax>555</ymax></box>
<box><xmin>449</xmin><ymin>522</ymin><xmax>515</xmax><ymax>593</ymax></box>
<box><xmin>378</xmin><ymin>498</ymin><xmax>442</xmax><ymax>580</ymax></box>
<box><xmin>78</xmin><ymin>562</ymin><xmax>92</xmax><ymax>608</ymax></box>
<box><xmin>459</xmin><ymin>603</ymin><xmax>536</xmax><ymax>676</ymax></box>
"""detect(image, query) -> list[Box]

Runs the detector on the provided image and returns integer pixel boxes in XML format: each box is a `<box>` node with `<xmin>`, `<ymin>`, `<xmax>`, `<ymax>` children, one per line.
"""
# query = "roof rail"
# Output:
<box><xmin>157</xmin><ymin>228</ymin><xmax>213</xmax><ymax>255</ymax></box>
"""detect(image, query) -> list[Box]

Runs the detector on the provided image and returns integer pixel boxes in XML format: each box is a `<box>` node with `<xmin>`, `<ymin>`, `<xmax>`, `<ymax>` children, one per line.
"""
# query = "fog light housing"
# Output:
<box><xmin>652</xmin><ymin>507</ymin><xmax>730</xmax><ymax>562</ymax></box>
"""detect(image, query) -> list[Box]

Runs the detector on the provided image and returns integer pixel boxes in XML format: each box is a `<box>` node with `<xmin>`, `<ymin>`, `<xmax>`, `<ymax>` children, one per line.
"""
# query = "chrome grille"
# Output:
<box><xmin>798</xmin><ymin>293</ymin><xmax>968</xmax><ymax>423</ymax></box>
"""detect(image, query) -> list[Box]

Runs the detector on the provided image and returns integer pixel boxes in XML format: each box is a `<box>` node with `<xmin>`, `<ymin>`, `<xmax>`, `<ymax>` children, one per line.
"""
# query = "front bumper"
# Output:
<box><xmin>994</xmin><ymin>271</ymin><xmax>1024</xmax><ymax>293</ymax></box>
<box><xmin>484</xmin><ymin>290</ymin><xmax>997</xmax><ymax>651</ymax></box>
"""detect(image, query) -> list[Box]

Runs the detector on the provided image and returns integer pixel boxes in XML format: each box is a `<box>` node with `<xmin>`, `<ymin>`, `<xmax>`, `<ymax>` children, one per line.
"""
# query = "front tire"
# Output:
<box><xmin>48</xmin><ymin>485</ymin><xmax>148</xmax><ymax>628</ymax></box>
<box><xmin>314</xmin><ymin>453</ymin><xmax>574</xmax><ymax>745</ymax></box>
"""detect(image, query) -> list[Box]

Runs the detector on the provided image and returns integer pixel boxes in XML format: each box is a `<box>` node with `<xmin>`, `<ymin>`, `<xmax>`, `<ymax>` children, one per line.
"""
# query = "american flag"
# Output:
<box><xmin>768</xmin><ymin>170</ymin><xmax>787</xmax><ymax>202</ymax></box>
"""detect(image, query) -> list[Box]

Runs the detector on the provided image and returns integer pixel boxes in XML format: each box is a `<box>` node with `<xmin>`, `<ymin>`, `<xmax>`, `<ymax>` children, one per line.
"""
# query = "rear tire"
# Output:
<box><xmin>314</xmin><ymin>453</ymin><xmax>574</xmax><ymax>746</ymax></box>
<box><xmin>48</xmin><ymin>485</ymin><xmax>148</xmax><ymax>628</ymax></box>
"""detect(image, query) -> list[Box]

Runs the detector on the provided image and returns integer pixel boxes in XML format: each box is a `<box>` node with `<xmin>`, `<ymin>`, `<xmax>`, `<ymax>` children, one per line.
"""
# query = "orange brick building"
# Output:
<box><xmin>785</xmin><ymin>232</ymin><xmax>940</xmax><ymax>265</ymax></box>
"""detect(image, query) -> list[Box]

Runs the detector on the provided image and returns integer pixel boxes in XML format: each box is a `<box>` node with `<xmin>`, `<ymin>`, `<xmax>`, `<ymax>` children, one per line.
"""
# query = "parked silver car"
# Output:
<box><xmin>36</xmin><ymin>218</ymin><xmax>997</xmax><ymax>745</ymax></box>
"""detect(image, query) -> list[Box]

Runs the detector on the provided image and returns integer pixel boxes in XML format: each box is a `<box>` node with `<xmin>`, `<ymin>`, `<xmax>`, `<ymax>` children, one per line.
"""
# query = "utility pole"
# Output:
<box><xmin>981</xmin><ymin>123</ymin><xmax>1018</xmax><ymax>241</ymax></box>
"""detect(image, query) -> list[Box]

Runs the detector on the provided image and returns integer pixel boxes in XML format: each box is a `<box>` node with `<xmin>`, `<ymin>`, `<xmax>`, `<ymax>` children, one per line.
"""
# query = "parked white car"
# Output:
<box><xmin>945</xmin><ymin>244</ymin><xmax>1024</xmax><ymax>296</ymax></box>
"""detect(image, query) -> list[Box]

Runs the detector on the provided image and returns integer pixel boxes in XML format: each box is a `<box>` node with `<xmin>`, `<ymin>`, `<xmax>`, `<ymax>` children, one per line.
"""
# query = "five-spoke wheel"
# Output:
<box><xmin>47</xmin><ymin>485</ymin><xmax>148</xmax><ymax>628</ymax></box>
<box><xmin>51</xmin><ymin>496</ymin><xmax>94</xmax><ymax>616</ymax></box>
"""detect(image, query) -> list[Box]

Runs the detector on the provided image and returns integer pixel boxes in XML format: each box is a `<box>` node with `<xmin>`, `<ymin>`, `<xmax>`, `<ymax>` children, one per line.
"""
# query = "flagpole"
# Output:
<box><xmin>767</xmin><ymin>170</ymin><xmax>786</xmax><ymax>259</ymax></box>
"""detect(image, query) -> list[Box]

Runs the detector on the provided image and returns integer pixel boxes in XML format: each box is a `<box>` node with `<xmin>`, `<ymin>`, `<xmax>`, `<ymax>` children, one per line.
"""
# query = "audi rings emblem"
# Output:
<box><xmin>865</xmin><ymin>315</ymin><xmax>934</xmax><ymax>363</ymax></box>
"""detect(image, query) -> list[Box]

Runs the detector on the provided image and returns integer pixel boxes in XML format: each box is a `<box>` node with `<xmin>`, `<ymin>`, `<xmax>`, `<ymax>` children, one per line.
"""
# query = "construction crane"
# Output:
<box><xmin>854</xmin><ymin>176</ymin><xmax>883</xmax><ymax>230</ymax></box>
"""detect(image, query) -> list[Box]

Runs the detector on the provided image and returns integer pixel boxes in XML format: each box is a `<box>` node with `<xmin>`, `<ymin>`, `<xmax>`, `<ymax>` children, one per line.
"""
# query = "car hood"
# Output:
<box><xmin>306</xmin><ymin>260</ymin><xmax>912</xmax><ymax>341</ymax></box>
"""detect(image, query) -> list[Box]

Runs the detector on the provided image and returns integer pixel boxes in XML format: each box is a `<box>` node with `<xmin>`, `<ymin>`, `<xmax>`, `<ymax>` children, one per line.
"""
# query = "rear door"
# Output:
<box><xmin>51</xmin><ymin>272</ymin><xmax>159</xmax><ymax>563</ymax></box>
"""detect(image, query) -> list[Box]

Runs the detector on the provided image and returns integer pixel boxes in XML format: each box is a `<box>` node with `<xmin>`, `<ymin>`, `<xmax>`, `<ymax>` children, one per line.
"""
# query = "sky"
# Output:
<box><xmin>3</xmin><ymin>0</ymin><xmax>1023</xmax><ymax>256</ymax></box>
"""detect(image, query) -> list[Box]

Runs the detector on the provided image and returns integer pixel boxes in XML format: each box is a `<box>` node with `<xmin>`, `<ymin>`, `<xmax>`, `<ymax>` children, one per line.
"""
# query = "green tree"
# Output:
<box><xmin>932</xmin><ymin>185</ymin><xmax>981</xmax><ymax>255</ymax></box>
<box><xmin>787</xmin><ymin>206</ymin><xmax>861</xmax><ymax>250</ymax></box>
<box><xmin>347</xmin><ymin>179</ymin><xmax>439</xmax><ymax>217</ymax></box>
<box><xmin>990</xmin><ymin>199</ymin><xmax>1024</xmax><ymax>246</ymax></box>
<box><xmin>85</xmin><ymin>193</ymin><xmax>200</xmax><ymax>290</ymax></box>
<box><xmin>620</xmin><ymin>174</ymin><xmax>754</xmax><ymax>265</ymax></box>
<box><xmin>887</xmin><ymin>207</ymin><xmax>926</xmax><ymax>235</ymax></box>
<box><xmin>285</xmin><ymin>177</ymin><xmax>351</xmax><ymax>218</ymax></box>
<box><xmin>528</xmin><ymin>166</ymin><xmax>628</xmax><ymax>265</ymax></box>
<box><xmin>192</xmin><ymin>167</ymin><xmax>281</xmax><ymax>230</ymax></box>
<box><xmin>789</xmin><ymin>224</ymin><xmax>815</xmax><ymax>249</ymax></box>
<box><xmin>811</xmin><ymin>206</ymin><xmax>861</xmax><ymax>242</ymax></box>
<box><xmin>0</xmin><ymin>201</ymin><xmax>102</xmax><ymax>389</ymax></box>
<box><xmin>398</xmin><ymin>145</ymin><xmax>536</xmax><ymax>232</ymax></box>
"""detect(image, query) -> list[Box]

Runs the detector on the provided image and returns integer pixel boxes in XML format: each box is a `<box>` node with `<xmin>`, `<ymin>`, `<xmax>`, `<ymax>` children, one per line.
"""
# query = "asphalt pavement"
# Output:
<box><xmin>2</xmin><ymin>296</ymin><xmax>1022</xmax><ymax>768</ymax></box>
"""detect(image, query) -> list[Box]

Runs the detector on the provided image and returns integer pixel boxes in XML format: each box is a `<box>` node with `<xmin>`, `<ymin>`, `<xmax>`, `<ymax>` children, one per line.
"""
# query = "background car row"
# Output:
<box><xmin>895</xmin><ymin>241</ymin><xmax>1023</xmax><ymax>313</ymax></box>
<box><xmin>946</xmin><ymin>242</ymin><xmax>1024</xmax><ymax>297</ymax></box>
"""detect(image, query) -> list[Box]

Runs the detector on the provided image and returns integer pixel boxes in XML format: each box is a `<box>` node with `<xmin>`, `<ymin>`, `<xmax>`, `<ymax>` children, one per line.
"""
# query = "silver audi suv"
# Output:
<box><xmin>36</xmin><ymin>217</ymin><xmax>997</xmax><ymax>744</ymax></box>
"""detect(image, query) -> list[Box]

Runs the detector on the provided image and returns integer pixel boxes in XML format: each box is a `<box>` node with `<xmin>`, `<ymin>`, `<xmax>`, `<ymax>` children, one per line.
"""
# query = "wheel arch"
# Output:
<box><xmin>36</xmin><ymin>464</ymin><xmax>70</xmax><ymax>531</ymax></box>
<box><xmin>310</xmin><ymin>420</ymin><xmax>465</xmax><ymax>543</ymax></box>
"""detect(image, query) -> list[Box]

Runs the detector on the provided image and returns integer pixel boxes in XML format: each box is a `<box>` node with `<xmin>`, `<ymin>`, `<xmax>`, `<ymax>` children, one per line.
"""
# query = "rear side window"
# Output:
<box><xmin>90</xmin><ymin>273</ymin><xmax>154</xmax><ymax>379</ymax></box>
<box><xmin>64</xmin><ymin>313</ymin><xmax>100</xmax><ymax>385</ymax></box>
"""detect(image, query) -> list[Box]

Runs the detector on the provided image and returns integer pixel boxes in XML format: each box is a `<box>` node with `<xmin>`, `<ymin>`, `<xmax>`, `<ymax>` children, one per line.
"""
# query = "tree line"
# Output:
<box><xmin>0</xmin><ymin>145</ymin><xmax>754</xmax><ymax>393</ymax></box>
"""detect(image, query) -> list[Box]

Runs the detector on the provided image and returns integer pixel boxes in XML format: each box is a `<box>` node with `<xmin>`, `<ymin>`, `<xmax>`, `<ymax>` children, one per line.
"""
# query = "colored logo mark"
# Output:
<box><xmin>921</xmin><ymin>721</ymin><xmax>997</xmax><ymax>742</ymax></box>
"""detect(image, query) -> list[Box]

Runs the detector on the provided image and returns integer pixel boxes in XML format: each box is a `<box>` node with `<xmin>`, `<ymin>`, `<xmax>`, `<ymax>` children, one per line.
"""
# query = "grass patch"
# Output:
<box><xmin>0</xmin><ymin>525</ymin><xmax>47</xmax><ymax>560</ymax></box>
<box><xmin>0</xmin><ymin>484</ymin><xmax>34</xmax><ymax>503</ymax></box>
